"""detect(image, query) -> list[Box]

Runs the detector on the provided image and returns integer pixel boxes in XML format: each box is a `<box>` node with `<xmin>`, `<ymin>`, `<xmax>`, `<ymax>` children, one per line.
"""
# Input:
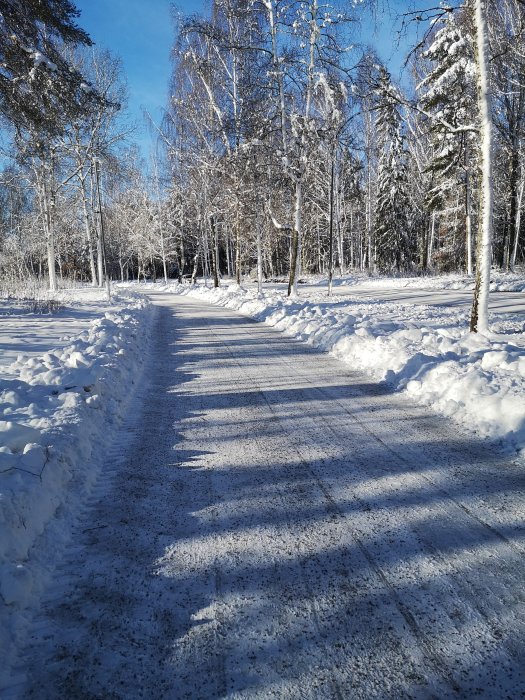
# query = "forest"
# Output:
<box><xmin>0</xmin><ymin>0</ymin><xmax>523</xmax><ymax>332</ymax></box>
<box><xmin>2</xmin><ymin>4</ymin><xmax>525</xmax><ymax>693</ymax></box>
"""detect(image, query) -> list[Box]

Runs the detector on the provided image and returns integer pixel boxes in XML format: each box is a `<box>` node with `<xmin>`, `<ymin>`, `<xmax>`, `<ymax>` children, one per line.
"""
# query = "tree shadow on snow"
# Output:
<box><xmin>22</xmin><ymin>297</ymin><xmax>525</xmax><ymax>699</ymax></box>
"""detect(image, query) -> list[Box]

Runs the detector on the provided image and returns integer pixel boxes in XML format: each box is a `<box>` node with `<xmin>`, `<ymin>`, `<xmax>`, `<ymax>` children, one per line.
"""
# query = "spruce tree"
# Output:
<box><xmin>373</xmin><ymin>67</ymin><xmax>411</xmax><ymax>272</ymax></box>
<box><xmin>0</xmin><ymin>0</ymin><xmax>94</xmax><ymax>135</ymax></box>
<box><xmin>418</xmin><ymin>4</ymin><xmax>477</xmax><ymax>272</ymax></box>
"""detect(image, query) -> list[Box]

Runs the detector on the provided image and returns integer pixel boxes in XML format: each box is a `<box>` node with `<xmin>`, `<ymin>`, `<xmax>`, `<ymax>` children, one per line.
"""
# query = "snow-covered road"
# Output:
<box><xmin>14</xmin><ymin>292</ymin><xmax>525</xmax><ymax>698</ymax></box>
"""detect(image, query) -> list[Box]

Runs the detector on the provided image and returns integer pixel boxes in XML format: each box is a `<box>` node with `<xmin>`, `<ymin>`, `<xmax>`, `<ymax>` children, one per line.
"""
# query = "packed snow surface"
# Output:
<box><xmin>172</xmin><ymin>275</ymin><xmax>525</xmax><ymax>458</ymax></box>
<box><xmin>0</xmin><ymin>288</ymin><xmax>152</xmax><ymax>688</ymax></box>
<box><xmin>2</xmin><ymin>277</ymin><xmax>525</xmax><ymax>696</ymax></box>
<box><xmin>10</xmin><ymin>291</ymin><xmax>525</xmax><ymax>698</ymax></box>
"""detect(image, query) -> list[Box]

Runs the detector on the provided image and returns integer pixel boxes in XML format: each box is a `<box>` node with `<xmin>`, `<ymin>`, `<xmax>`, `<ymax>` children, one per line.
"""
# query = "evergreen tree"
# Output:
<box><xmin>418</xmin><ymin>4</ymin><xmax>477</xmax><ymax>272</ymax></box>
<box><xmin>0</xmin><ymin>0</ymin><xmax>94</xmax><ymax>134</ymax></box>
<box><xmin>373</xmin><ymin>67</ymin><xmax>411</xmax><ymax>271</ymax></box>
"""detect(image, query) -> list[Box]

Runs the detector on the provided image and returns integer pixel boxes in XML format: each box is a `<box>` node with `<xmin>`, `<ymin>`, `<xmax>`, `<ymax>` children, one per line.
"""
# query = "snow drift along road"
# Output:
<box><xmin>12</xmin><ymin>292</ymin><xmax>525</xmax><ymax>699</ymax></box>
<box><xmin>0</xmin><ymin>291</ymin><xmax>152</xmax><ymax>690</ymax></box>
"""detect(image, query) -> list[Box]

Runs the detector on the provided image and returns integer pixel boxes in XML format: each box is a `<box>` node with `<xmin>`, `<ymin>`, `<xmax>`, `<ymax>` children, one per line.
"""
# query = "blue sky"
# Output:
<box><xmin>75</xmin><ymin>0</ymin><xmax>206</xmax><ymax>159</ymax></box>
<box><xmin>74</xmin><ymin>0</ymin><xmax>418</xmax><ymax>160</ymax></box>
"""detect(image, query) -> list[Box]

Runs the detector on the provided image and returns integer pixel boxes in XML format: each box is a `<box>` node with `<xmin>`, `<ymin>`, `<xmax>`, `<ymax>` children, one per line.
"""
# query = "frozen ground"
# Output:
<box><xmin>0</xmin><ymin>287</ymin><xmax>131</xmax><ymax>373</ymax></box>
<box><xmin>0</xmin><ymin>287</ymin><xmax>153</xmax><ymax>689</ymax></box>
<box><xmin>7</xmin><ymin>291</ymin><xmax>525</xmax><ymax>698</ymax></box>
<box><xmin>261</xmin><ymin>270</ymin><xmax>525</xmax><ymax>324</ymax></box>
<box><xmin>174</xmin><ymin>274</ymin><xmax>525</xmax><ymax>458</ymax></box>
<box><xmin>2</xmin><ymin>277</ymin><xmax>525</xmax><ymax>696</ymax></box>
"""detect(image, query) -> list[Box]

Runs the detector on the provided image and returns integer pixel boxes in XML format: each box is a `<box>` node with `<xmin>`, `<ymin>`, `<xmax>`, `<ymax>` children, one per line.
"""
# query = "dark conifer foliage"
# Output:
<box><xmin>0</xmin><ymin>0</ymin><xmax>94</xmax><ymax>134</ymax></box>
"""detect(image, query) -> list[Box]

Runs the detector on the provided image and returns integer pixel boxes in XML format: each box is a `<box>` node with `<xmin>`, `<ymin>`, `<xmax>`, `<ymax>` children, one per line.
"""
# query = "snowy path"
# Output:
<box><xmin>15</xmin><ymin>292</ymin><xmax>525</xmax><ymax>698</ymax></box>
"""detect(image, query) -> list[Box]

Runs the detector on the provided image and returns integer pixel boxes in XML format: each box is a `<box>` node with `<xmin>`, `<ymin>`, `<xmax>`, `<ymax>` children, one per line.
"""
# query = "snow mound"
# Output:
<box><xmin>173</xmin><ymin>282</ymin><xmax>525</xmax><ymax>458</ymax></box>
<box><xmin>0</xmin><ymin>291</ymin><xmax>153</xmax><ymax>689</ymax></box>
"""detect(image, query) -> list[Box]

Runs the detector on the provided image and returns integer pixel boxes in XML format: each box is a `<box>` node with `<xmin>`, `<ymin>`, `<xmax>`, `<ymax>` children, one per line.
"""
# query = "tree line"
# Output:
<box><xmin>0</xmin><ymin>0</ymin><xmax>523</xmax><ymax>332</ymax></box>
<box><xmin>161</xmin><ymin>0</ymin><xmax>522</xmax><ymax>331</ymax></box>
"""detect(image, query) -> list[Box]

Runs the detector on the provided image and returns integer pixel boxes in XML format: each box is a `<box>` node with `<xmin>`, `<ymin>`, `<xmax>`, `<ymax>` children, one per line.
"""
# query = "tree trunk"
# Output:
<box><xmin>421</xmin><ymin>214</ymin><xmax>429</xmax><ymax>271</ymax></box>
<box><xmin>256</xmin><ymin>218</ymin><xmax>263</xmax><ymax>296</ymax></box>
<box><xmin>96</xmin><ymin>227</ymin><xmax>104</xmax><ymax>287</ymax></box>
<box><xmin>367</xmin><ymin>166</ymin><xmax>374</xmax><ymax>274</ymax></box>
<box><xmin>428</xmin><ymin>211</ymin><xmax>436</xmax><ymax>266</ymax></box>
<box><xmin>92</xmin><ymin>162</ymin><xmax>105</xmax><ymax>289</ymax></box>
<box><xmin>505</xmin><ymin>148</ymin><xmax>520</xmax><ymax>271</ymax></box>
<box><xmin>42</xmin><ymin>181</ymin><xmax>58</xmax><ymax>292</ymax></box>
<box><xmin>46</xmin><ymin>234</ymin><xmax>57</xmax><ymax>291</ymax></box>
<box><xmin>288</xmin><ymin>180</ymin><xmax>302</xmax><ymax>297</ymax></box>
<box><xmin>191</xmin><ymin>249</ymin><xmax>200</xmax><ymax>285</ymax></box>
<box><xmin>201</xmin><ymin>223</ymin><xmax>210</xmax><ymax>282</ymax></box>
<box><xmin>465</xmin><ymin>170</ymin><xmax>473</xmax><ymax>275</ymax></box>
<box><xmin>225</xmin><ymin>228</ymin><xmax>232</xmax><ymax>278</ymax></box>
<box><xmin>328</xmin><ymin>158</ymin><xmax>335</xmax><ymax>297</ymax></box>
<box><xmin>93</xmin><ymin>160</ymin><xmax>110</xmax><ymax>299</ymax></box>
<box><xmin>470</xmin><ymin>0</ymin><xmax>493</xmax><ymax>334</ymax></box>
<box><xmin>210</xmin><ymin>215</ymin><xmax>219</xmax><ymax>288</ymax></box>
<box><xmin>159</xmin><ymin>222</ymin><xmax>168</xmax><ymax>284</ymax></box>
<box><xmin>511</xmin><ymin>175</ymin><xmax>524</xmax><ymax>271</ymax></box>
<box><xmin>79</xmin><ymin>177</ymin><xmax>98</xmax><ymax>286</ymax></box>
<box><xmin>235</xmin><ymin>225</ymin><xmax>241</xmax><ymax>285</ymax></box>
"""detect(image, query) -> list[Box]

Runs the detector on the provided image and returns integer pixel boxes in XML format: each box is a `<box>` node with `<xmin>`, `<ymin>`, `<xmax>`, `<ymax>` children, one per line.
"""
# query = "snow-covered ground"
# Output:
<box><xmin>0</xmin><ymin>287</ymin><xmax>136</xmax><ymax>370</ymax></box>
<box><xmin>2</xmin><ymin>273</ymin><xmax>524</xmax><ymax>693</ymax></box>
<box><xmin>0</xmin><ymin>287</ymin><xmax>153</xmax><ymax>689</ymax></box>
<box><xmin>170</xmin><ymin>273</ymin><xmax>525</xmax><ymax>459</ymax></box>
<box><xmin>12</xmin><ymin>292</ymin><xmax>525</xmax><ymax>698</ymax></box>
<box><xmin>307</xmin><ymin>269</ymin><xmax>525</xmax><ymax>292</ymax></box>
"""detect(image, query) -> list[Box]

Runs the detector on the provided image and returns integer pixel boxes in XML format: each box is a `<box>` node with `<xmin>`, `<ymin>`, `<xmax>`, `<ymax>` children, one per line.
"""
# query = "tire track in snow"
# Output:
<box><xmin>204</xmin><ymin>313</ymin><xmax>464</xmax><ymax>697</ymax></box>
<box><xmin>236</xmin><ymin>317</ymin><xmax>525</xmax><ymax>642</ymax></box>
<box><xmin>12</xmin><ymin>292</ymin><xmax>525</xmax><ymax>699</ymax></box>
<box><xmin>199</xmin><ymin>297</ymin><xmax>525</xmax><ymax>697</ymax></box>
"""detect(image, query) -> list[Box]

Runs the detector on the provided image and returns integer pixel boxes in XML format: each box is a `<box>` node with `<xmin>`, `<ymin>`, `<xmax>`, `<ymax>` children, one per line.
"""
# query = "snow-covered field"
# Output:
<box><xmin>0</xmin><ymin>288</ymin><xmax>153</xmax><ymax>689</ymax></box>
<box><xmin>171</xmin><ymin>273</ymin><xmax>525</xmax><ymax>459</ymax></box>
<box><xmin>0</xmin><ymin>287</ymin><xmax>138</xmax><ymax>370</ymax></box>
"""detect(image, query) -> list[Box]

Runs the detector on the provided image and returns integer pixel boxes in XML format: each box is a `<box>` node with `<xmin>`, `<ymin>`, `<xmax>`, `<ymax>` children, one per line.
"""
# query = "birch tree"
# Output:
<box><xmin>470</xmin><ymin>0</ymin><xmax>493</xmax><ymax>333</ymax></box>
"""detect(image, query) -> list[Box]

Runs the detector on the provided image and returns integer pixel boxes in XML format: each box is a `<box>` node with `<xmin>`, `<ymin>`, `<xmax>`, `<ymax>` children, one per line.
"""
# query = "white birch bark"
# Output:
<box><xmin>429</xmin><ymin>211</ymin><xmax>436</xmax><ymax>266</ymax></box>
<box><xmin>38</xmin><ymin>173</ymin><xmax>57</xmax><ymax>293</ymax></box>
<box><xmin>256</xmin><ymin>218</ymin><xmax>263</xmax><ymax>296</ymax></box>
<box><xmin>470</xmin><ymin>0</ymin><xmax>493</xmax><ymax>333</ymax></box>
<box><xmin>465</xmin><ymin>171</ymin><xmax>473</xmax><ymax>275</ymax></box>
<box><xmin>511</xmin><ymin>172</ymin><xmax>524</xmax><ymax>271</ymax></box>
<box><xmin>79</xmin><ymin>175</ymin><xmax>98</xmax><ymax>286</ymax></box>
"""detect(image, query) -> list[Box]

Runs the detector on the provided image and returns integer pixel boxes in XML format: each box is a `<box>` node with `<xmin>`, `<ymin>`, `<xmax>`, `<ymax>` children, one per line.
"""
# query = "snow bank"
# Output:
<box><xmin>0</xmin><ymin>291</ymin><xmax>153</xmax><ymax>688</ymax></box>
<box><xmin>174</xmin><ymin>282</ymin><xmax>525</xmax><ymax>458</ymax></box>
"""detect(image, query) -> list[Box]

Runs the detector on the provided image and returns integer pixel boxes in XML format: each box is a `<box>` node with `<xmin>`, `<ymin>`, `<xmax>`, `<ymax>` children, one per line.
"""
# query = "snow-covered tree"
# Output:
<box><xmin>0</xmin><ymin>0</ymin><xmax>95</xmax><ymax>135</ymax></box>
<box><xmin>373</xmin><ymin>68</ymin><xmax>412</xmax><ymax>271</ymax></box>
<box><xmin>417</xmin><ymin>4</ymin><xmax>477</xmax><ymax>273</ymax></box>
